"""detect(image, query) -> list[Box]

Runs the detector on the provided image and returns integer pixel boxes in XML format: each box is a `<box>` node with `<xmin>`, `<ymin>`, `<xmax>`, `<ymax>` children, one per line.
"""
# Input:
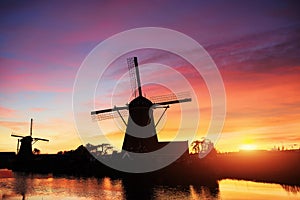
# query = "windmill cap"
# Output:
<box><xmin>129</xmin><ymin>96</ymin><xmax>153</xmax><ymax>108</ymax></box>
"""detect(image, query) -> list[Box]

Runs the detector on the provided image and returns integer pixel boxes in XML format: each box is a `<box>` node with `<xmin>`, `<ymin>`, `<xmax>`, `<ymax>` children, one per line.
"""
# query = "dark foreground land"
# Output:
<box><xmin>1</xmin><ymin>147</ymin><xmax>299</xmax><ymax>187</ymax></box>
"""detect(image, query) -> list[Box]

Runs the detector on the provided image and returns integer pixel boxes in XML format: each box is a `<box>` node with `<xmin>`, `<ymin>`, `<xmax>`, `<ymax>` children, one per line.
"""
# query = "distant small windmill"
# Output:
<box><xmin>11</xmin><ymin>118</ymin><xmax>49</xmax><ymax>158</ymax></box>
<box><xmin>91</xmin><ymin>57</ymin><xmax>191</xmax><ymax>154</ymax></box>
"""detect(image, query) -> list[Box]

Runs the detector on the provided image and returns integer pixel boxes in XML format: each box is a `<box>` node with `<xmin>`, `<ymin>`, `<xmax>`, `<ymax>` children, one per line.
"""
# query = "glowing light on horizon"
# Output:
<box><xmin>239</xmin><ymin>144</ymin><xmax>257</xmax><ymax>151</ymax></box>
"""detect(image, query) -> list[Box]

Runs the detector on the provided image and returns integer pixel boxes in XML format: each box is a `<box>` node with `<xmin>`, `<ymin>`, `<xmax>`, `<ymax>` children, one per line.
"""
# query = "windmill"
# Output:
<box><xmin>11</xmin><ymin>118</ymin><xmax>49</xmax><ymax>158</ymax></box>
<box><xmin>91</xmin><ymin>57</ymin><xmax>191</xmax><ymax>154</ymax></box>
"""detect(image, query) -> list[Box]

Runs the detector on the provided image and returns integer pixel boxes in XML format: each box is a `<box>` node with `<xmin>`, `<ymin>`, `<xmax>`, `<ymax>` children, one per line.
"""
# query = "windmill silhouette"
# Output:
<box><xmin>11</xmin><ymin>118</ymin><xmax>49</xmax><ymax>158</ymax></box>
<box><xmin>91</xmin><ymin>57</ymin><xmax>191</xmax><ymax>154</ymax></box>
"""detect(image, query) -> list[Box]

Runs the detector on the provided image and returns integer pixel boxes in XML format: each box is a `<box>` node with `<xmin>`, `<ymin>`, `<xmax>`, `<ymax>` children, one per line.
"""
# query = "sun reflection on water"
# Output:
<box><xmin>219</xmin><ymin>179</ymin><xmax>300</xmax><ymax>200</ymax></box>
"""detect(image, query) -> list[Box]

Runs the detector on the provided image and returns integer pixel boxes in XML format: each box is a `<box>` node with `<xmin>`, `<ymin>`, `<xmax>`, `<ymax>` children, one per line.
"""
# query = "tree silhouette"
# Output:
<box><xmin>85</xmin><ymin>143</ymin><xmax>114</xmax><ymax>156</ymax></box>
<box><xmin>33</xmin><ymin>148</ymin><xmax>40</xmax><ymax>155</ymax></box>
<box><xmin>191</xmin><ymin>139</ymin><xmax>204</xmax><ymax>154</ymax></box>
<box><xmin>191</xmin><ymin>138</ymin><xmax>215</xmax><ymax>155</ymax></box>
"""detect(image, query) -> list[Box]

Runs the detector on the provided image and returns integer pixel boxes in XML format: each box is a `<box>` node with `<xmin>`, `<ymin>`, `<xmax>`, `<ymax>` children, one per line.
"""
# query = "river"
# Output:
<box><xmin>0</xmin><ymin>169</ymin><xmax>299</xmax><ymax>200</ymax></box>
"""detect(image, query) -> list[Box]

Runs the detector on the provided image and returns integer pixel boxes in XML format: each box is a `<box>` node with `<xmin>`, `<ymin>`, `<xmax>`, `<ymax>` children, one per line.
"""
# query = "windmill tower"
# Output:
<box><xmin>11</xmin><ymin>118</ymin><xmax>49</xmax><ymax>159</ymax></box>
<box><xmin>91</xmin><ymin>57</ymin><xmax>191</xmax><ymax>154</ymax></box>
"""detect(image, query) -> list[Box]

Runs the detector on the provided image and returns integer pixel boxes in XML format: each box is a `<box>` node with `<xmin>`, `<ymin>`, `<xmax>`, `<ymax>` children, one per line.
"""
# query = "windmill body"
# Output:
<box><xmin>92</xmin><ymin>57</ymin><xmax>191</xmax><ymax>156</ymax></box>
<box><xmin>18</xmin><ymin>136</ymin><xmax>33</xmax><ymax>158</ymax></box>
<box><xmin>123</xmin><ymin>95</ymin><xmax>159</xmax><ymax>153</ymax></box>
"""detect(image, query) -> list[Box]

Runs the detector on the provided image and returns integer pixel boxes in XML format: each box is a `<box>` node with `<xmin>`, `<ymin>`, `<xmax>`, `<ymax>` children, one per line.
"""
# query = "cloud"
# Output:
<box><xmin>0</xmin><ymin>120</ymin><xmax>28</xmax><ymax>131</ymax></box>
<box><xmin>0</xmin><ymin>57</ymin><xmax>74</xmax><ymax>93</ymax></box>
<box><xmin>0</xmin><ymin>106</ymin><xmax>16</xmax><ymax>118</ymax></box>
<box><xmin>207</xmin><ymin>24</ymin><xmax>300</xmax><ymax>73</ymax></box>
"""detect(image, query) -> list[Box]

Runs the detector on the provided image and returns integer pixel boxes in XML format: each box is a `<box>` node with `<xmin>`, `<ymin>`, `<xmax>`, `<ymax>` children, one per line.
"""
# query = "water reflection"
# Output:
<box><xmin>189</xmin><ymin>185</ymin><xmax>219</xmax><ymax>199</ymax></box>
<box><xmin>0</xmin><ymin>169</ymin><xmax>299</xmax><ymax>200</ymax></box>
<box><xmin>122</xmin><ymin>176</ymin><xmax>220</xmax><ymax>200</ymax></box>
<box><xmin>122</xmin><ymin>180</ymin><xmax>155</xmax><ymax>200</ymax></box>
<box><xmin>219</xmin><ymin>179</ymin><xmax>300</xmax><ymax>200</ymax></box>
<box><xmin>13</xmin><ymin>172</ymin><xmax>33</xmax><ymax>200</ymax></box>
<box><xmin>281</xmin><ymin>185</ymin><xmax>300</xmax><ymax>194</ymax></box>
<box><xmin>0</xmin><ymin>170</ymin><xmax>125</xmax><ymax>200</ymax></box>
<box><xmin>152</xmin><ymin>185</ymin><xmax>219</xmax><ymax>200</ymax></box>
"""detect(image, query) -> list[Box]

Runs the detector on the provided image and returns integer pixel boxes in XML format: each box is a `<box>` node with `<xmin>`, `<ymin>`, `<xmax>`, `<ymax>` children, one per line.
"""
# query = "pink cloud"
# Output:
<box><xmin>221</xmin><ymin>67</ymin><xmax>300</xmax><ymax>133</ymax></box>
<box><xmin>0</xmin><ymin>120</ymin><xmax>28</xmax><ymax>131</ymax></box>
<box><xmin>0</xmin><ymin>106</ymin><xmax>16</xmax><ymax>118</ymax></box>
<box><xmin>0</xmin><ymin>57</ymin><xmax>74</xmax><ymax>93</ymax></box>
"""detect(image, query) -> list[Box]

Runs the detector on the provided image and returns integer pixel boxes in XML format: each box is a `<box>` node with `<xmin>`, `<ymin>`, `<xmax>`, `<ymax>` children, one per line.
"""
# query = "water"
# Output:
<box><xmin>0</xmin><ymin>169</ymin><xmax>299</xmax><ymax>200</ymax></box>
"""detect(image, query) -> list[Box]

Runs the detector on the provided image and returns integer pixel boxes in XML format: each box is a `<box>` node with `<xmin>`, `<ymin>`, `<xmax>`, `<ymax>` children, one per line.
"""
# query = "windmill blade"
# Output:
<box><xmin>91</xmin><ymin>106</ymin><xmax>128</xmax><ymax>121</ymax></box>
<box><xmin>150</xmin><ymin>92</ymin><xmax>192</xmax><ymax>105</ymax></box>
<box><xmin>127</xmin><ymin>57</ymin><xmax>137</xmax><ymax>97</ymax></box>
<box><xmin>17</xmin><ymin>139</ymin><xmax>20</xmax><ymax>153</ymax></box>
<box><xmin>92</xmin><ymin>112</ymin><xmax>116</xmax><ymax>121</ymax></box>
<box><xmin>91</xmin><ymin>106</ymin><xmax>128</xmax><ymax>115</ymax></box>
<box><xmin>11</xmin><ymin>134</ymin><xmax>24</xmax><ymax>138</ymax></box>
<box><xmin>92</xmin><ymin>109</ymin><xmax>129</xmax><ymax>121</ymax></box>
<box><xmin>30</xmin><ymin>118</ymin><xmax>33</xmax><ymax>137</ymax></box>
<box><xmin>91</xmin><ymin>108</ymin><xmax>114</xmax><ymax>115</ymax></box>
<box><xmin>154</xmin><ymin>98</ymin><xmax>191</xmax><ymax>106</ymax></box>
<box><xmin>34</xmin><ymin>138</ymin><xmax>49</xmax><ymax>142</ymax></box>
<box><xmin>127</xmin><ymin>57</ymin><xmax>142</xmax><ymax>97</ymax></box>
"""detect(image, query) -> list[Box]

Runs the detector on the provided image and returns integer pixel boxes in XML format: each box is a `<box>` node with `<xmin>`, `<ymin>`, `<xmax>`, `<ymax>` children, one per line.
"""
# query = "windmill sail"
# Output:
<box><xmin>33</xmin><ymin>137</ymin><xmax>49</xmax><ymax>142</ymax></box>
<box><xmin>150</xmin><ymin>91</ymin><xmax>192</xmax><ymax>106</ymax></box>
<box><xmin>127</xmin><ymin>57</ymin><xmax>142</xmax><ymax>97</ymax></box>
<box><xmin>154</xmin><ymin>98</ymin><xmax>191</xmax><ymax>106</ymax></box>
<box><xmin>30</xmin><ymin>118</ymin><xmax>33</xmax><ymax>136</ymax></box>
<box><xmin>11</xmin><ymin>134</ymin><xmax>24</xmax><ymax>138</ymax></box>
<box><xmin>127</xmin><ymin>58</ymin><xmax>137</xmax><ymax>97</ymax></box>
<box><xmin>91</xmin><ymin>106</ymin><xmax>128</xmax><ymax>121</ymax></box>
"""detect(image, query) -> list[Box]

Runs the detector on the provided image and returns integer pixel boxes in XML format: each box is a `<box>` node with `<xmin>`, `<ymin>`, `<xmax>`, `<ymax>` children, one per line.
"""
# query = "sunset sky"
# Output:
<box><xmin>1</xmin><ymin>1</ymin><xmax>299</xmax><ymax>153</ymax></box>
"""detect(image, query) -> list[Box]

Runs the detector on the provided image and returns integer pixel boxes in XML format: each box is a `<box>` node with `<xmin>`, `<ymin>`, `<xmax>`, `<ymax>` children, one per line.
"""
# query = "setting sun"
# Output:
<box><xmin>239</xmin><ymin>144</ymin><xmax>257</xmax><ymax>151</ymax></box>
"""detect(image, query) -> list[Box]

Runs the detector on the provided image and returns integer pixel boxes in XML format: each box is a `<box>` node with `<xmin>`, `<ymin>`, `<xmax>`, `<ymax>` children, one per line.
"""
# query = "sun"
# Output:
<box><xmin>239</xmin><ymin>144</ymin><xmax>257</xmax><ymax>151</ymax></box>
